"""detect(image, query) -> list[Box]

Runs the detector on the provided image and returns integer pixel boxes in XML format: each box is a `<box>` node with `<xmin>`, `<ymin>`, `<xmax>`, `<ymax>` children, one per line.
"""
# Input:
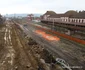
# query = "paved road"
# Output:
<box><xmin>17</xmin><ymin>22</ymin><xmax>85</xmax><ymax>70</ymax></box>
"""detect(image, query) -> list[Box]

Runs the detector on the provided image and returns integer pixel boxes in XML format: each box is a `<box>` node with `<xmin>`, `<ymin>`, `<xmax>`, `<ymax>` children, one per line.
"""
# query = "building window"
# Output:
<box><xmin>82</xmin><ymin>19</ymin><xmax>84</xmax><ymax>23</ymax></box>
<box><xmin>79</xmin><ymin>20</ymin><xmax>80</xmax><ymax>23</ymax></box>
<box><xmin>76</xmin><ymin>20</ymin><xmax>77</xmax><ymax>23</ymax></box>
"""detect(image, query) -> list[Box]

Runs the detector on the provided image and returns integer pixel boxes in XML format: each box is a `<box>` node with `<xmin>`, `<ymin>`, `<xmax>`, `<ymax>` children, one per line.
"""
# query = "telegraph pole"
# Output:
<box><xmin>53</xmin><ymin>19</ymin><xmax>54</xmax><ymax>30</ymax></box>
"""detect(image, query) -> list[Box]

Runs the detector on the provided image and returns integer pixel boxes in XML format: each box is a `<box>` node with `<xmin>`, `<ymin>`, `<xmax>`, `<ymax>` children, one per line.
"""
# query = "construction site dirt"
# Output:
<box><xmin>0</xmin><ymin>20</ymin><xmax>63</xmax><ymax>70</ymax></box>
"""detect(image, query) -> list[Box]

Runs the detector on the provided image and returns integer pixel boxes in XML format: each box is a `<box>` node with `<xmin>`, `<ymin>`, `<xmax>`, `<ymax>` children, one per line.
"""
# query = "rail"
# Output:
<box><xmin>30</xmin><ymin>23</ymin><xmax>85</xmax><ymax>45</ymax></box>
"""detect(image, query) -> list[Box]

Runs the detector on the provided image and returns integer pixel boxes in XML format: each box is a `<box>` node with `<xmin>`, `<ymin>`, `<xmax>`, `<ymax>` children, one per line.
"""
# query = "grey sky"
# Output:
<box><xmin>0</xmin><ymin>0</ymin><xmax>84</xmax><ymax>14</ymax></box>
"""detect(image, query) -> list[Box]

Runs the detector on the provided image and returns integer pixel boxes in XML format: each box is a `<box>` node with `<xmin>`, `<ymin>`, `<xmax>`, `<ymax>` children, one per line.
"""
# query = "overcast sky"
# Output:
<box><xmin>0</xmin><ymin>0</ymin><xmax>85</xmax><ymax>14</ymax></box>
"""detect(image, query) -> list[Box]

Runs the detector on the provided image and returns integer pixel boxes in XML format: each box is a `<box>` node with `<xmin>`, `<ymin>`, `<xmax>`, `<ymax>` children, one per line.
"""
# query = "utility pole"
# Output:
<box><xmin>53</xmin><ymin>19</ymin><xmax>54</xmax><ymax>30</ymax></box>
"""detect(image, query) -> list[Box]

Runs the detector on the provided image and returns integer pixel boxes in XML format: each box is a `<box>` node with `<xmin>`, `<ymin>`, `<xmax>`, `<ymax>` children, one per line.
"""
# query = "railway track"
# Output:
<box><xmin>12</xmin><ymin>20</ymin><xmax>67</xmax><ymax>70</ymax></box>
<box><xmin>33</xmin><ymin>22</ymin><xmax>85</xmax><ymax>47</ymax></box>
<box><xmin>34</xmin><ymin>22</ymin><xmax>85</xmax><ymax>45</ymax></box>
<box><xmin>13</xmin><ymin>19</ymin><xmax>85</xmax><ymax>70</ymax></box>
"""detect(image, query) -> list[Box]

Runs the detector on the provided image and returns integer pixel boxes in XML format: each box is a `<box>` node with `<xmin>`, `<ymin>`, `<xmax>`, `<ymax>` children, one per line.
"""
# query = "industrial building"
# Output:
<box><xmin>41</xmin><ymin>11</ymin><xmax>85</xmax><ymax>40</ymax></box>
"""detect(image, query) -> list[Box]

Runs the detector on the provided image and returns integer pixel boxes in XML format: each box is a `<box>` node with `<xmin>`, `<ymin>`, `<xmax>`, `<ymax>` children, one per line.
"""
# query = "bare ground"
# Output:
<box><xmin>0</xmin><ymin>21</ymin><xmax>63</xmax><ymax>70</ymax></box>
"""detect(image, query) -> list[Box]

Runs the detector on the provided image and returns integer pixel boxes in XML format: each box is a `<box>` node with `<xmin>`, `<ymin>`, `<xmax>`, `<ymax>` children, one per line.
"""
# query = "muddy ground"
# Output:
<box><xmin>0</xmin><ymin>20</ymin><xmax>64</xmax><ymax>70</ymax></box>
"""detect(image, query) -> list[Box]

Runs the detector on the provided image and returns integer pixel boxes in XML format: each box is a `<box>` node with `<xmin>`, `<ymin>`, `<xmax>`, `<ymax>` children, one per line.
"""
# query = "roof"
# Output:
<box><xmin>65</xmin><ymin>10</ymin><xmax>78</xmax><ymax>18</ymax></box>
<box><xmin>42</xmin><ymin>10</ymin><xmax>85</xmax><ymax>19</ymax></box>
<box><xmin>43</xmin><ymin>11</ymin><xmax>67</xmax><ymax>18</ymax></box>
<box><xmin>72</xmin><ymin>11</ymin><xmax>85</xmax><ymax>19</ymax></box>
<box><xmin>44</xmin><ymin>11</ymin><xmax>57</xmax><ymax>15</ymax></box>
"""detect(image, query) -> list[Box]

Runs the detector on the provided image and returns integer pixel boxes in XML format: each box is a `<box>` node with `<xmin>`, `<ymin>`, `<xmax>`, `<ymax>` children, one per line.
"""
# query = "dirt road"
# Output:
<box><xmin>0</xmin><ymin>21</ymin><xmax>38</xmax><ymax>70</ymax></box>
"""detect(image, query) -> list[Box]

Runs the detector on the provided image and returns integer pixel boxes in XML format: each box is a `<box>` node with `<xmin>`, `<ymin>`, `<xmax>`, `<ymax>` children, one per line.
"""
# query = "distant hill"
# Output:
<box><xmin>4</xmin><ymin>14</ymin><xmax>42</xmax><ymax>17</ymax></box>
